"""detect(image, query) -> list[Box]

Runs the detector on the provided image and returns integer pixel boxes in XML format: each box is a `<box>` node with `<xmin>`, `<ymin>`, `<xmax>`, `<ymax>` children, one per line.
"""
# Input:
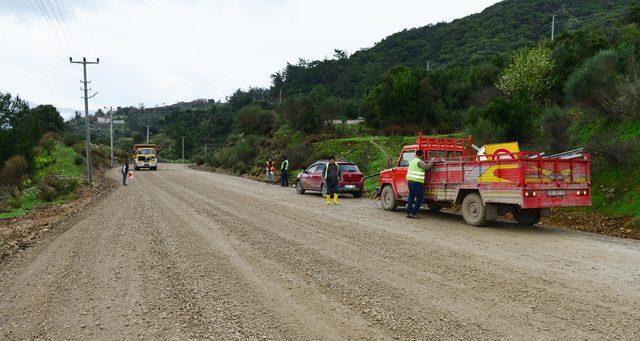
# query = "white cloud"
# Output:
<box><xmin>0</xmin><ymin>0</ymin><xmax>500</xmax><ymax>119</ymax></box>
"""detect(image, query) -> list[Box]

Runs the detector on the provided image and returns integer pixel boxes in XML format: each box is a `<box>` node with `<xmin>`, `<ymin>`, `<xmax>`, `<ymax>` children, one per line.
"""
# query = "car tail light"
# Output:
<box><xmin>524</xmin><ymin>190</ymin><xmax>537</xmax><ymax>197</ymax></box>
<box><xmin>576</xmin><ymin>190</ymin><xmax>589</xmax><ymax>196</ymax></box>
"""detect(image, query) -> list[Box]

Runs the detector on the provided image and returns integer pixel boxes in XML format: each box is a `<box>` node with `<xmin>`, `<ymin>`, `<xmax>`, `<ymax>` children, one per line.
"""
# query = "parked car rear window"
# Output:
<box><xmin>339</xmin><ymin>164</ymin><xmax>360</xmax><ymax>172</ymax></box>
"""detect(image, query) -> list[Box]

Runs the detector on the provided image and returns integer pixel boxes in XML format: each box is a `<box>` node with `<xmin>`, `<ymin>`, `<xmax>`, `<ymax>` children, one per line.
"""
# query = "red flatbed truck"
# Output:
<box><xmin>376</xmin><ymin>134</ymin><xmax>592</xmax><ymax>226</ymax></box>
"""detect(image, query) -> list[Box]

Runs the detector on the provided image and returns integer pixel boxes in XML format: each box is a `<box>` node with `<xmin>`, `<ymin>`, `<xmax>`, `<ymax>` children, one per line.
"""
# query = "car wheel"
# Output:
<box><xmin>321</xmin><ymin>183</ymin><xmax>327</xmax><ymax>197</ymax></box>
<box><xmin>296</xmin><ymin>180</ymin><xmax>305</xmax><ymax>194</ymax></box>
<box><xmin>427</xmin><ymin>202</ymin><xmax>443</xmax><ymax>212</ymax></box>
<box><xmin>461</xmin><ymin>193</ymin><xmax>487</xmax><ymax>227</ymax></box>
<box><xmin>353</xmin><ymin>191</ymin><xmax>363</xmax><ymax>198</ymax></box>
<box><xmin>513</xmin><ymin>207</ymin><xmax>540</xmax><ymax>225</ymax></box>
<box><xmin>381</xmin><ymin>185</ymin><xmax>398</xmax><ymax>211</ymax></box>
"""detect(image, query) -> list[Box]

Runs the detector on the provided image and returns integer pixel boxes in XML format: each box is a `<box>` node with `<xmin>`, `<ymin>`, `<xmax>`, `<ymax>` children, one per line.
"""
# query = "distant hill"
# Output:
<box><xmin>280</xmin><ymin>0</ymin><xmax>630</xmax><ymax>98</ymax></box>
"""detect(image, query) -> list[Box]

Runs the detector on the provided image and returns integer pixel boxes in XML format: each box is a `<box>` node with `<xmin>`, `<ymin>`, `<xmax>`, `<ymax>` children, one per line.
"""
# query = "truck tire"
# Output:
<box><xmin>381</xmin><ymin>185</ymin><xmax>398</xmax><ymax>211</ymax></box>
<box><xmin>134</xmin><ymin>166</ymin><xmax>139</xmax><ymax>171</ymax></box>
<box><xmin>513</xmin><ymin>207</ymin><xmax>541</xmax><ymax>225</ymax></box>
<box><xmin>461</xmin><ymin>193</ymin><xmax>487</xmax><ymax>227</ymax></box>
<box><xmin>295</xmin><ymin>180</ymin><xmax>305</xmax><ymax>194</ymax></box>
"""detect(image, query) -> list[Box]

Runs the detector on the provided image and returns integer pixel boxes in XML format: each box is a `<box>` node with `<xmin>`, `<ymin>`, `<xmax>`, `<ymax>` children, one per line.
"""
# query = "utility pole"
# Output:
<box><xmin>109</xmin><ymin>107</ymin><xmax>114</xmax><ymax>167</ymax></box>
<box><xmin>70</xmin><ymin>57</ymin><xmax>99</xmax><ymax>184</ymax></box>
<box><xmin>146</xmin><ymin>126</ymin><xmax>150</xmax><ymax>144</ymax></box>
<box><xmin>427</xmin><ymin>61</ymin><xmax>431</xmax><ymax>71</ymax></box>
<box><xmin>551</xmin><ymin>14</ymin><xmax>556</xmax><ymax>41</ymax></box>
<box><xmin>204</xmin><ymin>144</ymin><xmax>207</xmax><ymax>156</ymax></box>
<box><xmin>181</xmin><ymin>137</ymin><xmax>186</xmax><ymax>163</ymax></box>
<box><xmin>279</xmin><ymin>88</ymin><xmax>282</xmax><ymax>104</ymax></box>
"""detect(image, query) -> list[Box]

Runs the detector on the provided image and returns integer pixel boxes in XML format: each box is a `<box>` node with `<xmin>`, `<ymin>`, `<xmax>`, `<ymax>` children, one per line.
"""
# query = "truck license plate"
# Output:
<box><xmin>345</xmin><ymin>185</ymin><xmax>356</xmax><ymax>189</ymax></box>
<box><xmin>548</xmin><ymin>190</ymin><xmax>565</xmax><ymax>197</ymax></box>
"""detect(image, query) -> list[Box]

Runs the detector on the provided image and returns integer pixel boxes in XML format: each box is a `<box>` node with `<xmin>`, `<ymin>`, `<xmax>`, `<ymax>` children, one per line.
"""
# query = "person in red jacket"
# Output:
<box><xmin>265</xmin><ymin>157</ymin><xmax>275</xmax><ymax>184</ymax></box>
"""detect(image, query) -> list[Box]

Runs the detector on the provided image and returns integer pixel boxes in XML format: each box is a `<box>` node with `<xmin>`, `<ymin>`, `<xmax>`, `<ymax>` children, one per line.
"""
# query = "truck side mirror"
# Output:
<box><xmin>387</xmin><ymin>157</ymin><xmax>394</xmax><ymax>168</ymax></box>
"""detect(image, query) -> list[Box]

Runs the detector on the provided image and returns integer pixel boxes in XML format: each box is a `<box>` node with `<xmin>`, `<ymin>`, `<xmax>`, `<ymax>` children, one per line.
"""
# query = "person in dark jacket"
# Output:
<box><xmin>323</xmin><ymin>156</ymin><xmax>342</xmax><ymax>205</ymax></box>
<box><xmin>121</xmin><ymin>159</ymin><xmax>129</xmax><ymax>186</ymax></box>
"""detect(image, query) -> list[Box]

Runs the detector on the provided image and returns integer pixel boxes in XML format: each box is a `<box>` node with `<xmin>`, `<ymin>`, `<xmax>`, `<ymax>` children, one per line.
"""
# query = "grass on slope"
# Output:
<box><xmin>34</xmin><ymin>143</ymin><xmax>84</xmax><ymax>180</ymax></box>
<box><xmin>0</xmin><ymin>143</ymin><xmax>84</xmax><ymax>219</ymax></box>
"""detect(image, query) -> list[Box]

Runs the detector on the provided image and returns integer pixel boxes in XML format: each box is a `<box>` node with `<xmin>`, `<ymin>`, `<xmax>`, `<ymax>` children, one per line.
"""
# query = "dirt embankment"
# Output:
<box><xmin>0</xmin><ymin>172</ymin><xmax>115</xmax><ymax>260</ymax></box>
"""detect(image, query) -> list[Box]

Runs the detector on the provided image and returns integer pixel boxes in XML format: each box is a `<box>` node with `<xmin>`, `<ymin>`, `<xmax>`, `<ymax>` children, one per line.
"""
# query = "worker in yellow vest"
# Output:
<box><xmin>406</xmin><ymin>150</ymin><xmax>435</xmax><ymax>219</ymax></box>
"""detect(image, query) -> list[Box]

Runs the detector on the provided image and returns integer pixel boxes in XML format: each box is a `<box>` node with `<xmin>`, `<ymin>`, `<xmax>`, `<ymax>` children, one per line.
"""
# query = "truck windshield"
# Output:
<box><xmin>399</xmin><ymin>151</ymin><xmax>416</xmax><ymax>167</ymax></box>
<box><xmin>138</xmin><ymin>149</ymin><xmax>154</xmax><ymax>155</ymax></box>
<box><xmin>339</xmin><ymin>164</ymin><xmax>360</xmax><ymax>172</ymax></box>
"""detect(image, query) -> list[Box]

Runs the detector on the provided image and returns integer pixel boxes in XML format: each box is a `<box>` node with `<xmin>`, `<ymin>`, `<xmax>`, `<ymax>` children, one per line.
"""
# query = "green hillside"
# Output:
<box><xmin>279</xmin><ymin>0</ymin><xmax>631</xmax><ymax>98</ymax></box>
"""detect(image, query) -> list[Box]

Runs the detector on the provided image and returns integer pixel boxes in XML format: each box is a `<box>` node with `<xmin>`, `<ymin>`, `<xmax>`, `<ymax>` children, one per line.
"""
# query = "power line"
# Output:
<box><xmin>51</xmin><ymin>0</ymin><xmax>81</xmax><ymax>57</ymax></box>
<box><xmin>34</xmin><ymin>0</ymin><xmax>74</xmax><ymax>58</ymax></box>
<box><xmin>27</xmin><ymin>0</ymin><xmax>81</xmax><ymax>80</ymax></box>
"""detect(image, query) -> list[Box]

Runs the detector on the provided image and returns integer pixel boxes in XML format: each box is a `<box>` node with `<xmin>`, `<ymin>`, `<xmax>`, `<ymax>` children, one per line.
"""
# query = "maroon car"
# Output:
<box><xmin>295</xmin><ymin>160</ymin><xmax>364</xmax><ymax>198</ymax></box>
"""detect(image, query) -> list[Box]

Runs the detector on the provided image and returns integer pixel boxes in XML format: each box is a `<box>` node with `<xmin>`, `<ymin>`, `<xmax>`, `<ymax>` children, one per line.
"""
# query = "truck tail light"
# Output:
<box><xmin>524</xmin><ymin>190</ymin><xmax>537</xmax><ymax>197</ymax></box>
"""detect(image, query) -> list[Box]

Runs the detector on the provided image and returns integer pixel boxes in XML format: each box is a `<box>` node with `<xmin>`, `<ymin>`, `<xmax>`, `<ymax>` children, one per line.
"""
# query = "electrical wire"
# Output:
<box><xmin>51</xmin><ymin>0</ymin><xmax>81</xmax><ymax>57</ymax></box>
<box><xmin>28</xmin><ymin>0</ymin><xmax>82</xmax><ymax>80</ymax></box>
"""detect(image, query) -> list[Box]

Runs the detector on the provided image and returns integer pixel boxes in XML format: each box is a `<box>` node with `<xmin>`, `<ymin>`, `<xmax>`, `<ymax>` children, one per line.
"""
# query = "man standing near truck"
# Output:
<box><xmin>121</xmin><ymin>159</ymin><xmax>129</xmax><ymax>186</ymax></box>
<box><xmin>323</xmin><ymin>156</ymin><xmax>342</xmax><ymax>205</ymax></box>
<box><xmin>280</xmin><ymin>156</ymin><xmax>289</xmax><ymax>187</ymax></box>
<box><xmin>406</xmin><ymin>150</ymin><xmax>434</xmax><ymax>219</ymax></box>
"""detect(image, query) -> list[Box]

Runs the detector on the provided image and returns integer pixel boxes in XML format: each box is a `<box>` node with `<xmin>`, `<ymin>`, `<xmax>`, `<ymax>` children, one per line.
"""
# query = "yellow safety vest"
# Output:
<box><xmin>406</xmin><ymin>157</ymin><xmax>426</xmax><ymax>183</ymax></box>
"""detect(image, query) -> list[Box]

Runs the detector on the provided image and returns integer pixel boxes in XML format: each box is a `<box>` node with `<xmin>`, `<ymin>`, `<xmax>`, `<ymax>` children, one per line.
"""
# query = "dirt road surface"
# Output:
<box><xmin>1</xmin><ymin>164</ymin><xmax>639</xmax><ymax>340</ymax></box>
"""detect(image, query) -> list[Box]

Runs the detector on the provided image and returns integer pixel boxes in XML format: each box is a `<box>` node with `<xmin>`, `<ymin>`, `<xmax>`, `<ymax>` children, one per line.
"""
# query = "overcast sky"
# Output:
<box><xmin>1</xmin><ymin>0</ymin><xmax>500</xmax><ymax>118</ymax></box>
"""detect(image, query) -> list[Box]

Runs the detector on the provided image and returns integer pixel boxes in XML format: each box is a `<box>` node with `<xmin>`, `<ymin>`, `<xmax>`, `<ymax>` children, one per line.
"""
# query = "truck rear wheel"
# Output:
<box><xmin>381</xmin><ymin>185</ymin><xmax>398</xmax><ymax>211</ymax></box>
<box><xmin>461</xmin><ymin>193</ymin><xmax>487</xmax><ymax>227</ymax></box>
<box><xmin>513</xmin><ymin>207</ymin><xmax>540</xmax><ymax>225</ymax></box>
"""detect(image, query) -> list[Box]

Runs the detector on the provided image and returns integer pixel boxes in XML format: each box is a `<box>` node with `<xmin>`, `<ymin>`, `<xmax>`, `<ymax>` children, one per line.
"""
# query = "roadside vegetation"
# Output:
<box><xmin>0</xmin><ymin>95</ymin><xmax>111</xmax><ymax>220</ymax></box>
<box><xmin>58</xmin><ymin>2</ymin><xmax>640</xmax><ymax>227</ymax></box>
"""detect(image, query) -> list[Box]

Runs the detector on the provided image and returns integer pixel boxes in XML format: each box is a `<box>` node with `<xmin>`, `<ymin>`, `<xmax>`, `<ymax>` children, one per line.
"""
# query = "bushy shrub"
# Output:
<box><xmin>74</xmin><ymin>155</ymin><xmax>84</xmax><ymax>166</ymax></box>
<box><xmin>537</xmin><ymin>106</ymin><xmax>573</xmax><ymax>153</ymax></box>
<box><xmin>37</xmin><ymin>184</ymin><xmax>58</xmax><ymax>202</ymax></box>
<box><xmin>62</xmin><ymin>131</ymin><xmax>81</xmax><ymax>146</ymax></box>
<box><xmin>0</xmin><ymin>186</ymin><xmax>23</xmax><ymax>209</ymax></box>
<box><xmin>586</xmin><ymin>135</ymin><xmax>639</xmax><ymax>170</ymax></box>
<box><xmin>564</xmin><ymin>47</ymin><xmax>638</xmax><ymax>120</ymax></box>
<box><xmin>0</xmin><ymin>155</ymin><xmax>29</xmax><ymax>188</ymax></box>
<box><xmin>42</xmin><ymin>175</ymin><xmax>79</xmax><ymax>196</ymax></box>
<box><xmin>193</xmin><ymin>155</ymin><xmax>205</xmax><ymax>166</ymax></box>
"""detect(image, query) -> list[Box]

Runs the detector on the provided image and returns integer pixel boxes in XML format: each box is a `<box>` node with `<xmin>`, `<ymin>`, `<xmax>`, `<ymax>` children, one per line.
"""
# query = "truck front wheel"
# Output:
<box><xmin>381</xmin><ymin>185</ymin><xmax>398</xmax><ymax>211</ymax></box>
<box><xmin>513</xmin><ymin>207</ymin><xmax>540</xmax><ymax>225</ymax></box>
<box><xmin>461</xmin><ymin>193</ymin><xmax>487</xmax><ymax>227</ymax></box>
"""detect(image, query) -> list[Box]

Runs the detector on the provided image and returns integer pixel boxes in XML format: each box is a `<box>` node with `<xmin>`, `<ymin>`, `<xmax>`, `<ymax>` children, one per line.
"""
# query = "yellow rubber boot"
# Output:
<box><xmin>326</xmin><ymin>195</ymin><xmax>331</xmax><ymax>205</ymax></box>
<box><xmin>333</xmin><ymin>194</ymin><xmax>339</xmax><ymax>205</ymax></box>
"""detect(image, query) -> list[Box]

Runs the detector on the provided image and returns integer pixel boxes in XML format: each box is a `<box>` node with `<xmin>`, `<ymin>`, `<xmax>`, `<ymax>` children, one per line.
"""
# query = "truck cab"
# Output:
<box><xmin>133</xmin><ymin>144</ymin><xmax>158</xmax><ymax>171</ymax></box>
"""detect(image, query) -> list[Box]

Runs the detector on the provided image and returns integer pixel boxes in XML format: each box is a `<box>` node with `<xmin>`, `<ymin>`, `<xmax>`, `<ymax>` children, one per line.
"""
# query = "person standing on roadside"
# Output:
<box><xmin>266</xmin><ymin>157</ymin><xmax>275</xmax><ymax>184</ymax></box>
<box><xmin>280</xmin><ymin>156</ymin><xmax>289</xmax><ymax>187</ymax></box>
<box><xmin>323</xmin><ymin>156</ymin><xmax>342</xmax><ymax>205</ymax></box>
<box><xmin>121</xmin><ymin>159</ymin><xmax>130</xmax><ymax>186</ymax></box>
<box><xmin>405</xmin><ymin>150</ymin><xmax>435</xmax><ymax>219</ymax></box>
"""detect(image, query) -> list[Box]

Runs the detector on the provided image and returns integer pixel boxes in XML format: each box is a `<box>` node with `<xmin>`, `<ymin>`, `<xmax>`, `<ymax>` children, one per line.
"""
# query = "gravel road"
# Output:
<box><xmin>1</xmin><ymin>163</ymin><xmax>639</xmax><ymax>340</ymax></box>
